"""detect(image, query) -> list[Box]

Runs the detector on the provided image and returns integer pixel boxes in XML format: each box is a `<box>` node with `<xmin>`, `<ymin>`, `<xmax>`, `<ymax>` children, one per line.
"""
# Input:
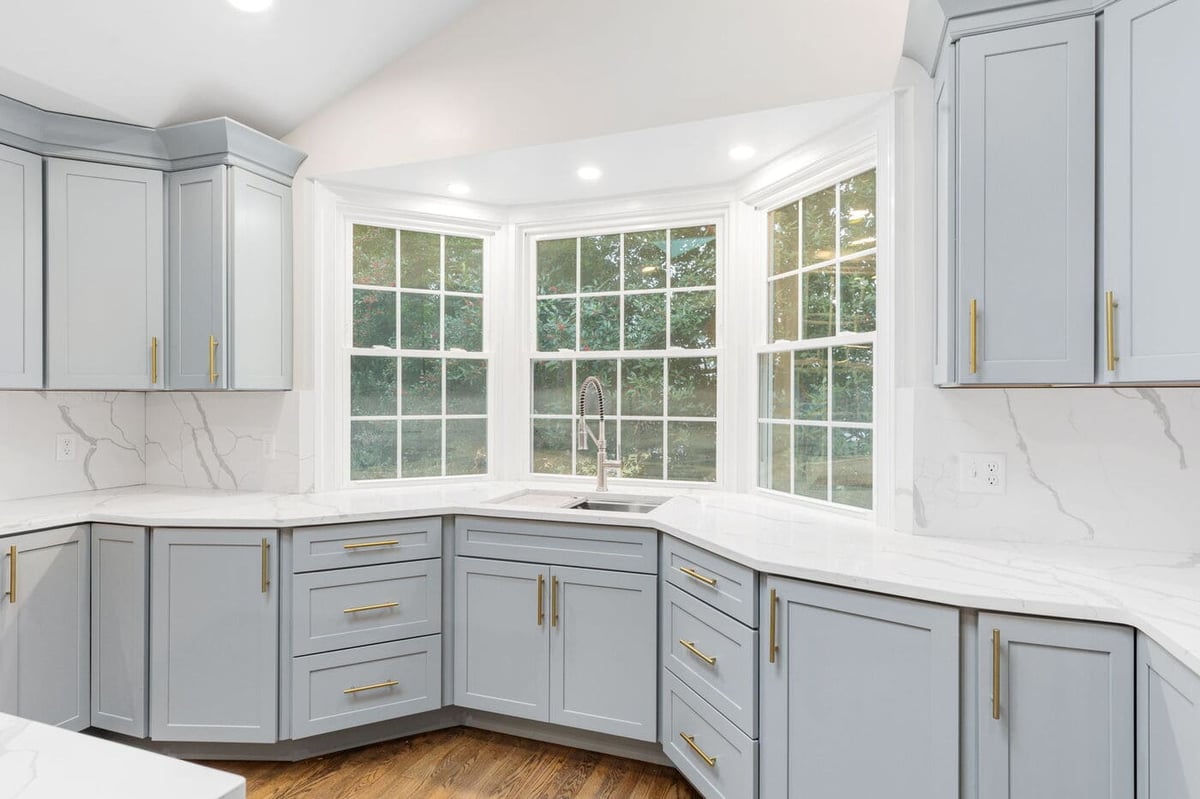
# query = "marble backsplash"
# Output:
<box><xmin>0</xmin><ymin>391</ymin><xmax>146</xmax><ymax>501</ymax></box>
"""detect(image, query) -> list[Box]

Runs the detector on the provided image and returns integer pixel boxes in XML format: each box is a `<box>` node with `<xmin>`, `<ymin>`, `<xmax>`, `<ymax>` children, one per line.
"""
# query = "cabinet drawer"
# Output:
<box><xmin>292</xmin><ymin>560</ymin><xmax>441</xmax><ymax>656</ymax></box>
<box><xmin>455</xmin><ymin>516</ymin><xmax>656</xmax><ymax>574</ymax></box>
<box><xmin>291</xmin><ymin>636</ymin><xmax>442</xmax><ymax>739</ymax></box>
<box><xmin>662</xmin><ymin>583</ymin><xmax>757</xmax><ymax>737</ymax></box>
<box><xmin>292</xmin><ymin>518</ymin><xmax>441</xmax><ymax>572</ymax></box>
<box><xmin>663</xmin><ymin>536</ymin><xmax>757</xmax><ymax>627</ymax></box>
<box><xmin>662</xmin><ymin>670</ymin><xmax>757</xmax><ymax>799</ymax></box>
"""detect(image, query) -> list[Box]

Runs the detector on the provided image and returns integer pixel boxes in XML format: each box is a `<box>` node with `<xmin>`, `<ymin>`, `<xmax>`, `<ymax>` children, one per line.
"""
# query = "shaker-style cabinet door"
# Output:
<box><xmin>978</xmin><ymin>613</ymin><xmax>1133</xmax><ymax>799</ymax></box>
<box><xmin>1099</xmin><ymin>0</ymin><xmax>1200</xmax><ymax>382</ymax></box>
<box><xmin>955</xmin><ymin>17</ymin><xmax>1095</xmax><ymax>384</ymax></box>
<box><xmin>0</xmin><ymin>143</ymin><xmax>42</xmax><ymax>388</ymax></box>
<box><xmin>45</xmin><ymin>158</ymin><xmax>164</xmax><ymax>390</ymax></box>
<box><xmin>1137</xmin><ymin>634</ymin><xmax>1200</xmax><ymax>798</ymax></box>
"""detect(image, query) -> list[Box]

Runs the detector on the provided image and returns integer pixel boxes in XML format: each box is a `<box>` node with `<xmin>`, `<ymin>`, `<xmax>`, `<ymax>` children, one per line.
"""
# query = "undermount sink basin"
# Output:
<box><xmin>568</xmin><ymin>498</ymin><xmax>663</xmax><ymax>514</ymax></box>
<box><xmin>491</xmin><ymin>491</ymin><xmax>669</xmax><ymax>514</ymax></box>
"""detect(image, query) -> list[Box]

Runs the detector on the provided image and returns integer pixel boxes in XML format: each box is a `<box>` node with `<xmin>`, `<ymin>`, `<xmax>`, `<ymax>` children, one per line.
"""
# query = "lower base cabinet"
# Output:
<box><xmin>1138</xmin><ymin>634</ymin><xmax>1200</xmax><ymax>797</ymax></box>
<box><xmin>663</xmin><ymin>669</ymin><xmax>757</xmax><ymax>799</ymax></box>
<box><xmin>760</xmin><ymin>577</ymin><xmax>960</xmax><ymax>799</ymax></box>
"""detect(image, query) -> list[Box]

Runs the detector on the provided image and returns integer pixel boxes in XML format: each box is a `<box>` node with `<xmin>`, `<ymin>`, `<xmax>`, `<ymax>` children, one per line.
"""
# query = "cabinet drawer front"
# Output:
<box><xmin>662</xmin><ymin>670</ymin><xmax>757</xmax><ymax>799</ymax></box>
<box><xmin>663</xmin><ymin>537</ymin><xmax>757</xmax><ymax>627</ymax></box>
<box><xmin>292</xmin><ymin>560</ymin><xmax>441</xmax><ymax>656</ymax></box>
<box><xmin>291</xmin><ymin>636</ymin><xmax>442</xmax><ymax>739</ymax></box>
<box><xmin>292</xmin><ymin>518</ymin><xmax>441</xmax><ymax>572</ymax></box>
<box><xmin>663</xmin><ymin>583</ymin><xmax>757</xmax><ymax>737</ymax></box>
<box><xmin>455</xmin><ymin>516</ymin><xmax>656</xmax><ymax>574</ymax></box>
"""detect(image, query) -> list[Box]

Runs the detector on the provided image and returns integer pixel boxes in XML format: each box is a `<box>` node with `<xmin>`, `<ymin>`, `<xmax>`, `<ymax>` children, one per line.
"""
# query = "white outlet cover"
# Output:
<box><xmin>958</xmin><ymin>452</ymin><xmax>1006</xmax><ymax>495</ymax></box>
<box><xmin>56</xmin><ymin>433</ymin><xmax>78</xmax><ymax>462</ymax></box>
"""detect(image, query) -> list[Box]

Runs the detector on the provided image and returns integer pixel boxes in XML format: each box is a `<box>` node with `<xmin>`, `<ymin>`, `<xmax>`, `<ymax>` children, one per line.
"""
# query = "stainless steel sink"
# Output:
<box><xmin>568</xmin><ymin>498</ymin><xmax>663</xmax><ymax>514</ymax></box>
<box><xmin>491</xmin><ymin>491</ymin><xmax>668</xmax><ymax>514</ymax></box>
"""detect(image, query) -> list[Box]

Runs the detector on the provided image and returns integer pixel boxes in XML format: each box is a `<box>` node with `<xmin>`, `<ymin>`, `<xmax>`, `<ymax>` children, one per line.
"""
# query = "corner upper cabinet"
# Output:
<box><xmin>46</xmin><ymin>158</ymin><xmax>164</xmax><ymax>390</ymax></box>
<box><xmin>168</xmin><ymin>165</ymin><xmax>292</xmax><ymax>390</ymax></box>
<box><xmin>946</xmin><ymin>16</ymin><xmax>1095</xmax><ymax>384</ymax></box>
<box><xmin>0</xmin><ymin>143</ymin><xmax>42</xmax><ymax>388</ymax></box>
<box><xmin>1099</xmin><ymin>0</ymin><xmax>1200</xmax><ymax>382</ymax></box>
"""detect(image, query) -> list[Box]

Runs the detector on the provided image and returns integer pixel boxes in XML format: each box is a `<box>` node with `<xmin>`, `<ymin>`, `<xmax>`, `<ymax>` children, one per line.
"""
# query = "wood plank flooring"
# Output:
<box><xmin>200</xmin><ymin>727</ymin><xmax>700</xmax><ymax>799</ymax></box>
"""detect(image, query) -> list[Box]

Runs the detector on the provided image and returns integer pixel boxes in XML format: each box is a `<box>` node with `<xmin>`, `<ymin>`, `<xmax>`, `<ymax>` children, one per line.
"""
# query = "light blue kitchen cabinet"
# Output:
<box><xmin>1099</xmin><ymin>0</ymin><xmax>1200</xmax><ymax>382</ymax></box>
<box><xmin>45</xmin><ymin>158</ymin><xmax>164</xmax><ymax>390</ymax></box>
<box><xmin>977</xmin><ymin>612</ymin><xmax>1133</xmax><ymax>799</ymax></box>
<box><xmin>90</xmin><ymin>524</ymin><xmax>148</xmax><ymax>737</ymax></box>
<box><xmin>0</xmin><ymin>143</ymin><xmax>42</xmax><ymax>388</ymax></box>
<box><xmin>760</xmin><ymin>577</ymin><xmax>959</xmax><ymax>799</ymax></box>
<box><xmin>1136</xmin><ymin>634</ymin><xmax>1200</xmax><ymax>798</ymax></box>
<box><xmin>0</xmin><ymin>526</ymin><xmax>90</xmax><ymax>731</ymax></box>
<box><xmin>149</xmin><ymin>528</ymin><xmax>278</xmax><ymax>743</ymax></box>
<box><xmin>951</xmin><ymin>17</ymin><xmax>1095</xmax><ymax>384</ymax></box>
<box><xmin>933</xmin><ymin>44</ymin><xmax>956</xmax><ymax>386</ymax></box>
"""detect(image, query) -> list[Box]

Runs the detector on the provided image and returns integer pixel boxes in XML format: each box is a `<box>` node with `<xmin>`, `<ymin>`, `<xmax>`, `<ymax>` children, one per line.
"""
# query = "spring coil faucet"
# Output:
<box><xmin>578</xmin><ymin>376</ymin><xmax>621</xmax><ymax>491</ymax></box>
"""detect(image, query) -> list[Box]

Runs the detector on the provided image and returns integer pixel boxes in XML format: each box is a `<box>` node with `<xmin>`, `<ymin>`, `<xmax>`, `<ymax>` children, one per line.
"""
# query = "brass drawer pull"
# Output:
<box><xmin>209</xmin><ymin>335</ymin><xmax>220</xmax><ymax>384</ymax></box>
<box><xmin>679</xmin><ymin>639</ymin><xmax>717</xmax><ymax>666</ymax></box>
<box><xmin>992</xmin><ymin>628</ymin><xmax>1001</xmax><ymax>720</ymax></box>
<box><xmin>6</xmin><ymin>545</ymin><xmax>15</xmax><ymax>604</ymax></box>
<box><xmin>150</xmin><ymin>336</ymin><xmax>159</xmax><ymax>385</ymax></box>
<box><xmin>343</xmin><ymin>680</ymin><xmax>399</xmax><ymax>695</ymax></box>
<box><xmin>343</xmin><ymin>540</ymin><xmax>399</xmax><ymax>550</ymax></box>
<box><xmin>768</xmin><ymin>588</ymin><xmax>778</xmax><ymax>664</ymax></box>
<box><xmin>261</xmin><ymin>538</ymin><xmax>270</xmax><ymax>593</ymax></box>
<box><xmin>537</xmin><ymin>573</ymin><xmax>545</xmax><ymax>626</ymax></box>
<box><xmin>343</xmin><ymin>602</ymin><xmax>399</xmax><ymax>614</ymax></box>
<box><xmin>679</xmin><ymin>566</ymin><xmax>717</xmax><ymax>587</ymax></box>
<box><xmin>1105</xmin><ymin>291</ymin><xmax>1119</xmax><ymax>372</ymax></box>
<box><xmin>680</xmin><ymin>732</ymin><xmax>717</xmax><ymax>767</ymax></box>
<box><xmin>552</xmin><ymin>575</ymin><xmax>559</xmax><ymax>627</ymax></box>
<box><xmin>969</xmin><ymin>299</ymin><xmax>978</xmax><ymax>374</ymax></box>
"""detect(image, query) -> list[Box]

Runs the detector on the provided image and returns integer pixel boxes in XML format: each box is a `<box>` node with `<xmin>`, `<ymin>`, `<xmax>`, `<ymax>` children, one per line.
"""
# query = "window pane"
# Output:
<box><xmin>580</xmin><ymin>296</ymin><xmax>621</xmax><ymax>352</ymax></box>
<box><xmin>576</xmin><ymin>359</ymin><xmax>618</xmax><ymax>415</ymax></box>
<box><xmin>447</xmin><ymin>419</ymin><xmax>487</xmax><ymax>476</ymax></box>
<box><xmin>400</xmin><ymin>292</ymin><xmax>440</xmax><ymax>350</ymax></box>
<box><xmin>444</xmin><ymin>296</ymin><xmax>483</xmax><ymax>351</ymax></box>
<box><xmin>769</xmin><ymin>352</ymin><xmax>790</xmax><ymax>419</ymax></box>
<box><xmin>794</xmin><ymin>348</ymin><xmax>828</xmax><ymax>421</ymax></box>
<box><xmin>537</xmin><ymin>298</ymin><xmax>577</xmax><ymax>351</ymax></box>
<box><xmin>770</xmin><ymin>276</ymin><xmax>797</xmax><ymax>343</ymax></box>
<box><xmin>839</xmin><ymin>170</ymin><xmax>876</xmax><ymax>257</ymax></box>
<box><xmin>670</xmin><ymin>290</ymin><xmax>716</xmax><ymax>349</ymax></box>
<box><xmin>350</xmin><ymin>356</ymin><xmax>397</xmax><ymax>416</ymax></box>
<box><xmin>532</xmin><ymin>360</ymin><xmax>572</xmax><ymax>415</ymax></box>
<box><xmin>350</xmin><ymin>420</ymin><xmax>396</xmax><ymax>480</ymax></box>
<box><xmin>668</xmin><ymin>421</ymin><xmax>716</xmax><ymax>482</ymax></box>
<box><xmin>622</xmin><ymin>358</ymin><xmax>664</xmax><ymax>416</ymax></box>
<box><xmin>353</xmin><ymin>224</ymin><xmax>395</xmax><ymax>286</ymax></box>
<box><xmin>832</xmin><ymin>345</ymin><xmax>873</xmax><ymax>423</ymax></box>
<box><xmin>401</xmin><ymin>420</ymin><xmax>441</xmax><ymax>477</ymax></box>
<box><xmin>802</xmin><ymin>185</ymin><xmax>837</xmax><ymax>266</ymax></box>
<box><xmin>576</xmin><ymin>419</ymin><xmax>615</xmax><ymax>476</ymax></box>
<box><xmin>794</xmin><ymin>425</ymin><xmax>829</xmax><ymax>500</ymax></box>
<box><xmin>353</xmin><ymin>289</ymin><xmax>396</xmax><ymax>349</ymax></box>
<box><xmin>620</xmin><ymin>420</ymin><xmax>663</xmax><ymax>479</ymax></box>
<box><xmin>401</xmin><ymin>357</ymin><xmax>442</xmax><ymax>416</ymax></box>
<box><xmin>802</xmin><ymin>267</ymin><xmax>835</xmax><ymax>339</ymax></box>
<box><xmin>833</xmin><ymin>428</ymin><xmax>873</xmax><ymax>509</ymax></box>
<box><xmin>580</xmin><ymin>234</ymin><xmax>620</xmax><ymax>293</ymax></box>
<box><xmin>840</xmin><ymin>255</ymin><xmax>876</xmax><ymax>333</ymax></box>
<box><xmin>399</xmin><ymin>230</ymin><xmax>441</xmax><ymax>290</ymax></box>
<box><xmin>769</xmin><ymin>423</ymin><xmax>790</xmax><ymax>492</ymax></box>
<box><xmin>532</xmin><ymin>418</ymin><xmax>572</xmax><ymax>475</ymax></box>
<box><xmin>446</xmin><ymin>359</ymin><xmax>486</xmax><ymax>415</ymax></box>
<box><xmin>624</xmin><ymin>230</ymin><xmax>667</xmax><ymax>290</ymax></box>
<box><xmin>624</xmin><ymin>293</ymin><xmax>667</xmax><ymax>350</ymax></box>
<box><xmin>445</xmin><ymin>236</ymin><xmax>483</xmax><ymax>293</ymax></box>
<box><xmin>668</xmin><ymin>357</ymin><xmax>717</xmax><ymax>417</ymax></box>
<box><xmin>670</xmin><ymin>225</ymin><xmax>717</xmax><ymax>288</ymax></box>
<box><xmin>537</xmin><ymin>238</ymin><xmax>577</xmax><ymax>295</ymax></box>
<box><xmin>769</xmin><ymin>204</ymin><xmax>799</xmax><ymax>276</ymax></box>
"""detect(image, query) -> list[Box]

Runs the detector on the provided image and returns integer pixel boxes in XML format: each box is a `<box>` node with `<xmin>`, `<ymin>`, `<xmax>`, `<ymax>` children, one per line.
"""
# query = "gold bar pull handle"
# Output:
<box><xmin>343</xmin><ymin>540</ymin><xmax>399</xmax><ymax>550</ymax></box>
<box><xmin>992</xmin><ymin>628</ymin><xmax>1001</xmax><ymax>720</ymax></box>
<box><xmin>537</xmin><ymin>573</ymin><xmax>545</xmax><ymax>626</ymax></box>
<box><xmin>343</xmin><ymin>680</ymin><xmax>398</xmax><ymax>695</ymax></box>
<box><xmin>969</xmin><ymin>299</ymin><xmax>978</xmax><ymax>375</ymax></box>
<box><xmin>150</xmin><ymin>336</ymin><xmax>159</xmax><ymax>385</ymax></box>
<box><xmin>6</xmin><ymin>545</ymin><xmax>15</xmax><ymax>604</ymax></box>
<box><xmin>679</xmin><ymin>566</ymin><xmax>717</xmax><ymax>587</ymax></box>
<box><xmin>261</xmin><ymin>538</ymin><xmax>270</xmax><ymax>594</ymax></box>
<box><xmin>768</xmin><ymin>587</ymin><xmax>779</xmax><ymax>664</ymax></box>
<box><xmin>679</xmin><ymin>639</ymin><xmax>717</xmax><ymax>666</ymax></box>
<box><xmin>1105</xmin><ymin>291</ymin><xmax>1119</xmax><ymax>372</ymax></box>
<box><xmin>551</xmin><ymin>575</ymin><xmax>559</xmax><ymax>627</ymax></box>
<box><xmin>208</xmin><ymin>335</ymin><xmax>220</xmax><ymax>384</ymax></box>
<box><xmin>679</xmin><ymin>733</ymin><xmax>717</xmax><ymax>768</ymax></box>
<box><xmin>343</xmin><ymin>602</ymin><xmax>399</xmax><ymax>614</ymax></box>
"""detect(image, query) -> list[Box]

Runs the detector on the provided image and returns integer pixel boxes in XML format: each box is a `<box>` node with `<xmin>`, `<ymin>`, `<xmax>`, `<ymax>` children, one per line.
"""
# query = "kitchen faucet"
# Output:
<box><xmin>577</xmin><ymin>375</ymin><xmax>621</xmax><ymax>492</ymax></box>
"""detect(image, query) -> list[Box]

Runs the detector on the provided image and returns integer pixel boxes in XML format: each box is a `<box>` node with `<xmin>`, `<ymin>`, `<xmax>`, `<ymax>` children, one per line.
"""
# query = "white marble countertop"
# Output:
<box><xmin>0</xmin><ymin>712</ymin><xmax>244</xmax><ymax>799</ymax></box>
<box><xmin>2</xmin><ymin>481</ymin><xmax>1198</xmax><ymax>678</ymax></box>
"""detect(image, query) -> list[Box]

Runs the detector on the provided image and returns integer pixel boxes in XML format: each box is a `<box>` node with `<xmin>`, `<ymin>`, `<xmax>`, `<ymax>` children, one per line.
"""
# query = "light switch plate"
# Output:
<box><xmin>958</xmin><ymin>452</ymin><xmax>1006</xmax><ymax>494</ymax></box>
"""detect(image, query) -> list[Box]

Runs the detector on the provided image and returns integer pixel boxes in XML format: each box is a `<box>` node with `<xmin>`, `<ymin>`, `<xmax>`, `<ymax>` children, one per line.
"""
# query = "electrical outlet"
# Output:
<box><xmin>262</xmin><ymin>434</ymin><xmax>277</xmax><ymax>461</ymax></box>
<box><xmin>958</xmin><ymin>452</ymin><xmax>1006</xmax><ymax>494</ymax></box>
<box><xmin>56</xmin><ymin>433</ymin><xmax>78</xmax><ymax>462</ymax></box>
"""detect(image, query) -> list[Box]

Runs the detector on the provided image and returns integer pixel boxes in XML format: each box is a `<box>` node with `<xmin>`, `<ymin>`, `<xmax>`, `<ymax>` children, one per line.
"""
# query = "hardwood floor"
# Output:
<box><xmin>199</xmin><ymin>727</ymin><xmax>700</xmax><ymax>799</ymax></box>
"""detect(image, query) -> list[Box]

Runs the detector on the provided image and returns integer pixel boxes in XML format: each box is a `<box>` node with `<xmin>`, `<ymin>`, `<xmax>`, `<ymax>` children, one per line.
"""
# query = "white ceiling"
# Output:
<box><xmin>332</xmin><ymin>94</ymin><xmax>887</xmax><ymax>206</ymax></box>
<box><xmin>0</xmin><ymin>0</ymin><xmax>482</xmax><ymax>137</ymax></box>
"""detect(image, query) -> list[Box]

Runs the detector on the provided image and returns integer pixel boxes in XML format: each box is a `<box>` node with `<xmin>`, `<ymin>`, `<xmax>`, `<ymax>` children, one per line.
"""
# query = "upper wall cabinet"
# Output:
<box><xmin>46</xmin><ymin>159</ymin><xmax>165</xmax><ymax>390</ymax></box>
<box><xmin>0</xmin><ymin>143</ymin><xmax>41</xmax><ymax>389</ymax></box>
<box><xmin>168</xmin><ymin>166</ymin><xmax>293</xmax><ymax>390</ymax></box>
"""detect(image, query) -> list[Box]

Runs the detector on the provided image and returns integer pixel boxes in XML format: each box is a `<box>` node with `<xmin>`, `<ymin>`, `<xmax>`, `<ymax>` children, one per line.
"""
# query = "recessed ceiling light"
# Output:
<box><xmin>729</xmin><ymin>145</ymin><xmax>756</xmax><ymax>161</ymax></box>
<box><xmin>447</xmin><ymin>182</ymin><xmax>470</xmax><ymax>196</ymax></box>
<box><xmin>577</xmin><ymin>165</ymin><xmax>603</xmax><ymax>181</ymax></box>
<box><xmin>228</xmin><ymin>0</ymin><xmax>273</xmax><ymax>12</ymax></box>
